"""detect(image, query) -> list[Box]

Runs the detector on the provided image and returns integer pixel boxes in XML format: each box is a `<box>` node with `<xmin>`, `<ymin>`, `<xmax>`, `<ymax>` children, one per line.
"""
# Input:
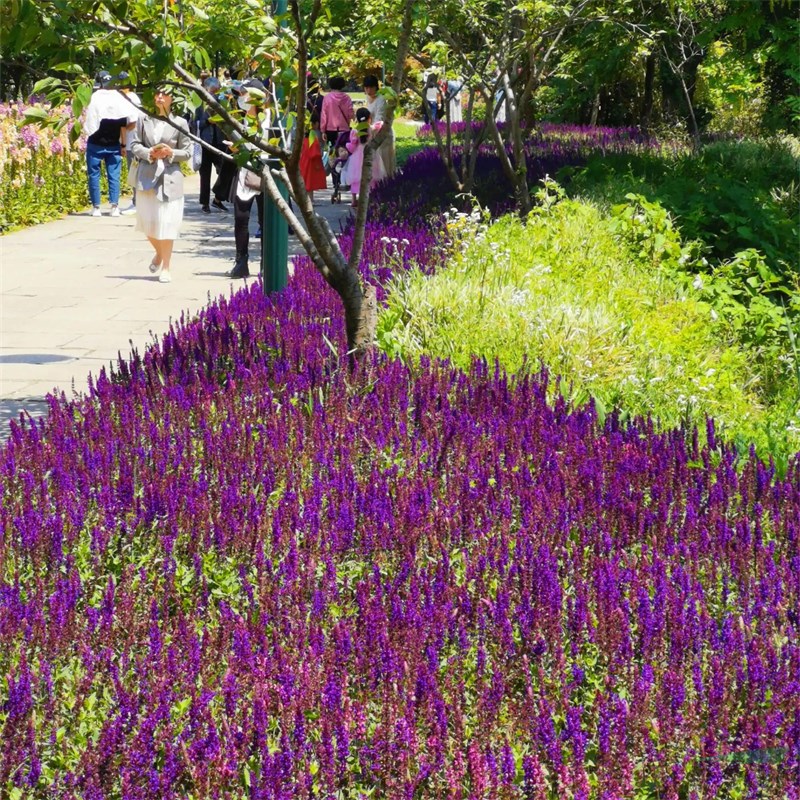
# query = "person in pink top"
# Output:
<box><xmin>320</xmin><ymin>76</ymin><xmax>354</xmax><ymax>150</ymax></box>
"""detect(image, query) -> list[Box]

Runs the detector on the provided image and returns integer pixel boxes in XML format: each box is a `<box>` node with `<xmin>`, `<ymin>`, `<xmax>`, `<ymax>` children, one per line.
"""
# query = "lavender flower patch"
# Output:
<box><xmin>370</xmin><ymin>143</ymin><xmax>587</xmax><ymax>220</ymax></box>
<box><xmin>417</xmin><ymin>121</ymin><xmax>657</xmax><ymax>151</ymax></box>
<box><xmin>0</xmin><ymin>127</ymin><xmax>798</xmax><ymax>799</ymax></box>
<box><xmin>2</xmin><ymin>317</ymin><xmax>798</xmax><ymax>797</ymax></box>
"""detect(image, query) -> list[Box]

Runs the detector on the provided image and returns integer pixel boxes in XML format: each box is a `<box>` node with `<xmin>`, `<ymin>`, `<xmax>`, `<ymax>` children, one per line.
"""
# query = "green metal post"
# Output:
<box><xmin>262</xmin><ymin>161</ymin><xmax>289</xmax><ymax>294</ymax></box>
<box><xmin>262</xmin><ymin>0</ymin><xmax>290</xmax><ymax>294</ymax></box>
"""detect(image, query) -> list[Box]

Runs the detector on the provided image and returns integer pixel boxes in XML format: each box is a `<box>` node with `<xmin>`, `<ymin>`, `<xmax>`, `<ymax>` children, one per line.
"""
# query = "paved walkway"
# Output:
<box><xmin>0</xmin><ymin>173</ymin><xmax>351</xmax><ymax>440</ymax></box>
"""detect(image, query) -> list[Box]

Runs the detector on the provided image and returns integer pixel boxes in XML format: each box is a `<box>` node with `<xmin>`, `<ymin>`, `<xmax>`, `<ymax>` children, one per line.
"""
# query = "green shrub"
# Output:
<box><xmin>378</xmin><ymin>190</ymin><xmax>800</xmax><ymax>458</ymax></box>
<box><xmin>563</xmin><ymin>138</ymin><xmax>800</xmax><ymax>281</ymax></box>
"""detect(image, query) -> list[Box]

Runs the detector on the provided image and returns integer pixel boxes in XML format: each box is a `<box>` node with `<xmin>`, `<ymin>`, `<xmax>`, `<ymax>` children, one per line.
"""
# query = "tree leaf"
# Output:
<box><xmin>22</xmin><ymin>107</ymin><xmax>50</xmax><ymax>124</ymax></box>
<box><xmin>52</xmin><ymin>62</ymin><xmax>85</xmax><ymax>74</ymax></box>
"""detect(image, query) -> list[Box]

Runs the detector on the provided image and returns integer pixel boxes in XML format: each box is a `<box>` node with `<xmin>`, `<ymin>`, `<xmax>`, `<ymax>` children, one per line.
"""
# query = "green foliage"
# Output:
<box><xmin>695</xmin><ymin>40</ymin><xmax>765</xmax><ymax>137</ymax></box>
<box><xmin>564</xmin><ymin>137</ymin><xmax>800</xmax><ymax>281</ymax></box>
<box><xmin>609</xmin><ymin>191</ymin><xmax>684</xmax><ymax>270</ymax></box>
<box><xmin>1</xmin><ymin>156</ymin><xmax>94</xmax><ymax>231</ymax></box>
<box><xmin>377</xmin><ymin>187</ymin><xmax>800</xmax><ymax>458</ymax></box>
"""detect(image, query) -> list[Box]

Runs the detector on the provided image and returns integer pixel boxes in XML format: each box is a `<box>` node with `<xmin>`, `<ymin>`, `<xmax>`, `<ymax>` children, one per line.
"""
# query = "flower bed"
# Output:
<box><xmin>370</xmin><ymin>144</ymin><xmax>589</xmax><ymax>221</ymax></box>
<box><xmin>0</xmin><ymin>101</ymin><xmax>114</xmax><ymax>232</ymax></box>
<box><xmin>1</xmin><ymin>136</ymin><xmax>798</xmax><ymax>798</ymax></box>
<box><xmin>416</xmin><ymin>120</ymin><xmax>658</xmax><ymax>150</ymax></box>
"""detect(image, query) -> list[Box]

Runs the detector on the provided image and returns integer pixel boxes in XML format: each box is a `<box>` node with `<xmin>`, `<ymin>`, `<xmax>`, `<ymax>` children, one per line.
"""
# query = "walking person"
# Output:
<box><xmin>320</xmin><ymin>76</ymin><xmax>354</xmax><ymax>150</ymax></box>
<box><xmin>227</xmin><ymin>79</ymin><xmax>271</xmax><ymax>279</ymax></box>
<box><xmin>299</xmin><ymin>111</ymin><xmax>327</xmax><ymax>202</ymax></box>
<box><xmin>424</xmin><ymin>74</ymin><xmax>443</xmax><ymax>124</ymax></box>
<box><xmin>84</xmin><ymin>71</ymin><xmax>137</xmax><ymax>217</ymax></box>
<box><xmin>195</xmin><ymin>76</ymin><xmax>227</xmax><ymax>213</ymax></box>
<box><xmin>128</xmin><ymin>86</ymin><xmax>191</xmax><ymax>283</ymax></box>
<box><xmin>341</xmin><ymin>107</ymin><xmax>386</xmax><ymax>206</ymax></box>
<box><xmin>363</xmin><ymin>74</ymin><xmax>396</xmax><ymax>178</ymax></box>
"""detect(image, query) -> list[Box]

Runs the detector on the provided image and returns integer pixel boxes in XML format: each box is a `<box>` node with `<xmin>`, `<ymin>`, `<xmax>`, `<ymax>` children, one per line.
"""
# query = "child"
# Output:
<box><xmin>299</xmin><ymin>112</ymin><xmax>327</xmax><ymax>202</ymax></box>
<box><xmin>341</xmin><ymin>107</ymin><xmax>386</xmax><ymax>206</ymax></box>
<box><xmin>329</xmin><ymin>133</ymin><xmax>350</xmax><ymax>204</ymax></box>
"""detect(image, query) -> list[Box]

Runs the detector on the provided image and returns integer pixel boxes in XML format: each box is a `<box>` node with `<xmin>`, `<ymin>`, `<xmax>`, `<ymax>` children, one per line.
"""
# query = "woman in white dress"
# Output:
<box><xmin>446</xmin><ymin>79</ymin><xmax>464</xmax><ymax>123</ymax></box>
<box><xmin>128</xmin><ymin>87</ymin><xmax>191</xmax><ymax>283</ymax></box>
<box><xmin>363</xmin><ymin>75</ymin><xmax>396</xmax><ymax>178</ymax></box>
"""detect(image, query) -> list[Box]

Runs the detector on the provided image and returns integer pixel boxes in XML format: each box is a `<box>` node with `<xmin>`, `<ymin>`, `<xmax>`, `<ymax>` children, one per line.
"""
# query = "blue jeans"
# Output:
<box><xmin>86</xmin><ymin>142</ymin><xmax>122</xmax><ymax>206</ymax></box>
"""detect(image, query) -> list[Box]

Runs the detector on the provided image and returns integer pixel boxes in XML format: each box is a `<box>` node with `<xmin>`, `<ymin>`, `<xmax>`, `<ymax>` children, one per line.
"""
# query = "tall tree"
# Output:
<box><xmin>428</xmin><ymin>0</ymin><xmax>594</xmax><ymax>215</ymax></box>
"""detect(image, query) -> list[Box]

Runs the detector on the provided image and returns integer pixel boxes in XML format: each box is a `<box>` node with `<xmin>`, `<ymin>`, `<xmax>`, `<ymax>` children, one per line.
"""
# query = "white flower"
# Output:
<box><xmin>693</xmin><ymin>275</ymin><xmax>704</xmax><ymax>290</ymax></box>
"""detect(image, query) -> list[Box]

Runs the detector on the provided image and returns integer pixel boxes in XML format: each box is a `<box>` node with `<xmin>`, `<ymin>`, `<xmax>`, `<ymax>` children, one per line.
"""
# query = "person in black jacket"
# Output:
<box><xmin>195</xmin><ymin>76</ymin><xmax>229</xmax><ymax>213</ymax></box>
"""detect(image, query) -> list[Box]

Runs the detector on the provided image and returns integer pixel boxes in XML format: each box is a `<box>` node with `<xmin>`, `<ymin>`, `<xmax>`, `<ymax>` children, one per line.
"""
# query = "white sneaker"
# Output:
<box><xmin>92</xmin><ymin>206</ymin><xmax>102</xmax><ymax>217</ymax></box>
<box><xmin>158</xmin><ymin>271</ymin><xmax>172</xmax><ymax>283</ymax></box>
<box><xmin>148</xmin><ymin>261</ymin><xmax>162</xmax><ymax>275</ymax></box>
<box><xmin>110</xmin><ymin>205</ymin><xmax>121</xmax><ymax>218</ymax></box>
<box><xmin>120</xmin><ymin>204</ymin><xmax>136</xmax><ymax>216</ymax></box>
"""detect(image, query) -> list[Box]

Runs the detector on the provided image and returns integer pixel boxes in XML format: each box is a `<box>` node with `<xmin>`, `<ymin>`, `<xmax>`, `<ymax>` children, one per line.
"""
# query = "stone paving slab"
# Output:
<box><xmin>1</xmin><ymin>172</ymin><xmax>352</xmax><ymax>441</ymax></box>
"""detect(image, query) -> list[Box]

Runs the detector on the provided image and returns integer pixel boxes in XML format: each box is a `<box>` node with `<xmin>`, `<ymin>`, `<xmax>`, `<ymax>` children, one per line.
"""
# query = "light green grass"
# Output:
<box><xmin>393</xmin><ymin>118</ymin><xmax>424</xmax><ymax>167</ymax></box>
<box><xmin>377</xmin><ymin>197</ymin><xmax>797</xmax><ymax>454</ymax></box>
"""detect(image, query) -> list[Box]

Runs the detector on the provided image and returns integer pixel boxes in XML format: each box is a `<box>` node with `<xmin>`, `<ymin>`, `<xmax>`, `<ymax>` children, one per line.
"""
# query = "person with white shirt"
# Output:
<box><xmin>363</xmin><ymin>74</ymin><xmax>396</xmax><ymax>178</ymax></box>
<box><xmin>424</xmin><ymin>74</ymin><xmax>443</xmax><ymax>124</ymax></box>
<box><xmin>84</xmin><ymin>71</ymin><xmax>140</xmax><ymax>217</ymax></box>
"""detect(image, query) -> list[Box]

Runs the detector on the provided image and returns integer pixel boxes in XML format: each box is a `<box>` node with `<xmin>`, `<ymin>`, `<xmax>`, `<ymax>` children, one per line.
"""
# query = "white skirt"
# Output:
<box><xmin>135</xmin><ymin>189</ymin><xmax>184</xmax><ymax>240</ymax></box>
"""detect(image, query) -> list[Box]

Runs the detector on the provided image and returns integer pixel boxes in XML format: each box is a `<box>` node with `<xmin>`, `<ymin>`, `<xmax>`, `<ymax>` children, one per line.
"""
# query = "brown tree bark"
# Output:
<box><xmin>641</xmin><ymin>51</ymin><xmax>657</xmax><ymax>131</ymax></box>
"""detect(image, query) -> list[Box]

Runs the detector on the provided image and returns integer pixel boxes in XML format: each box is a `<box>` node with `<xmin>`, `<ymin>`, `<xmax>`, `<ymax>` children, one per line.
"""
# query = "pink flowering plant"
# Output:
<box><xmin>0</xmin><ymin>101</ymin><xmax>109</xmax><ymax>231</ymax></box>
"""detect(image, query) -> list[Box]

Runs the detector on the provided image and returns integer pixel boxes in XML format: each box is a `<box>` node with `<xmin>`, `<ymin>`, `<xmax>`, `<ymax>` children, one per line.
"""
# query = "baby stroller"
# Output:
<box><xmin>327</xmin><ymin>130</ymin><xmax>351</xmax><ymax>204</ymax></box>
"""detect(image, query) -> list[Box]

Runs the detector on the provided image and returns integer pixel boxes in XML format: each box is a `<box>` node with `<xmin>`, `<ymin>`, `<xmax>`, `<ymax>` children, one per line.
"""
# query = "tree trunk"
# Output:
<box><xmin>589</xmin><ymin>91</ymin><xmax>600</xmax><ymax>126</ymax></box>
<box><xmin>461</xmin><ymin>87</ymin><xmax>480</xmax><ymax>193</ymax></box>
<box><xmin>641</xmin><ymin>51</ymin><xmax>657</xmax><ymax>131</ymax></box>
<box><xmin>426</xmin><ymin>98</ymin><xmax>465</xmax><ymax>193</ymax></box>
<box><xmin>333</xmin><ymin>1</ymin><xmax>415</xmax><ymax>353</ymax></box>
<box><xmin>683</xmin><ymin>50</ymin><xmax>704</xmax><ymax>148</ymax></box>
<box><xmin>482</xmin><ymin>86</ymin><xmax>531</xmax><ymax>217</ymax></box>
<box><xmin>679</xmin><ymin>74</ymin><xmax>701</xmax><ymax>150</ymax></box>
<box><xmin>500</xmin><ymin>71</ymin><xmax>532</xmax><ymax>217</ymax></box>
<box><xmin>332</xmin><ymin>269</ymin><xmax>376</xmax><ymax>355</ymax></box>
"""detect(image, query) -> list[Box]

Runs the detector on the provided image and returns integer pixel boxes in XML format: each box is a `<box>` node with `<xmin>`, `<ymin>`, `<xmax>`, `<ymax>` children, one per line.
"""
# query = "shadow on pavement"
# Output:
<box><xmin>0</xmin><ymin>398</ymin><xmax>50</xmax><ymax>444</ymax></box>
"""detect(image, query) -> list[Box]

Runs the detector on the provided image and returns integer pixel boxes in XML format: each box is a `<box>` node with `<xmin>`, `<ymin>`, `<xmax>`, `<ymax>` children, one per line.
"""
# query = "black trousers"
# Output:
<box><xmin>213</xmin><ymin>159</ymin><xmax>236</xmax><ymax>204</ymax></box>
<box><xmin>325</xmin><ymin>129</ymin><xmax>348</xmax><ymax>149</ymax></box>
<box><xmin>198</xmin><ymin>148</ymin><xmax>220</xmax><ymax>206</ymax></box>
<box><xmin>234</xmin><ymin>192</ymin><xmax>265</xmax><ymax>260</ymax></box>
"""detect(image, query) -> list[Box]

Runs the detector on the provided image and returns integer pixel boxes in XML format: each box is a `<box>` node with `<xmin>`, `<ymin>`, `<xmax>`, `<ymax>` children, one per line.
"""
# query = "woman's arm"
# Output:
<box><xmin>370</xmin><ymin>95</ymin><xmax>387</xmax><ymax>124</ymax></box>
<box><xmin>167</xmin><ymin>118</ymin><xmax>192</xmax><ymax>163</ymax></box>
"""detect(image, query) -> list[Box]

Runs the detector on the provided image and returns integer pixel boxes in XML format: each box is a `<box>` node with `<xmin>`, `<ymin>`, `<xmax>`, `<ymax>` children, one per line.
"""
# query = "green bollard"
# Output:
<box><xmin>262</xmin><ymin>160</ymin><xmax>289</xmax><ymax>294</ymax></box>
<box><xmin>263</xmin><ymin>0</ymin><xmax>289</xmax><ymax>294</ymax></box>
